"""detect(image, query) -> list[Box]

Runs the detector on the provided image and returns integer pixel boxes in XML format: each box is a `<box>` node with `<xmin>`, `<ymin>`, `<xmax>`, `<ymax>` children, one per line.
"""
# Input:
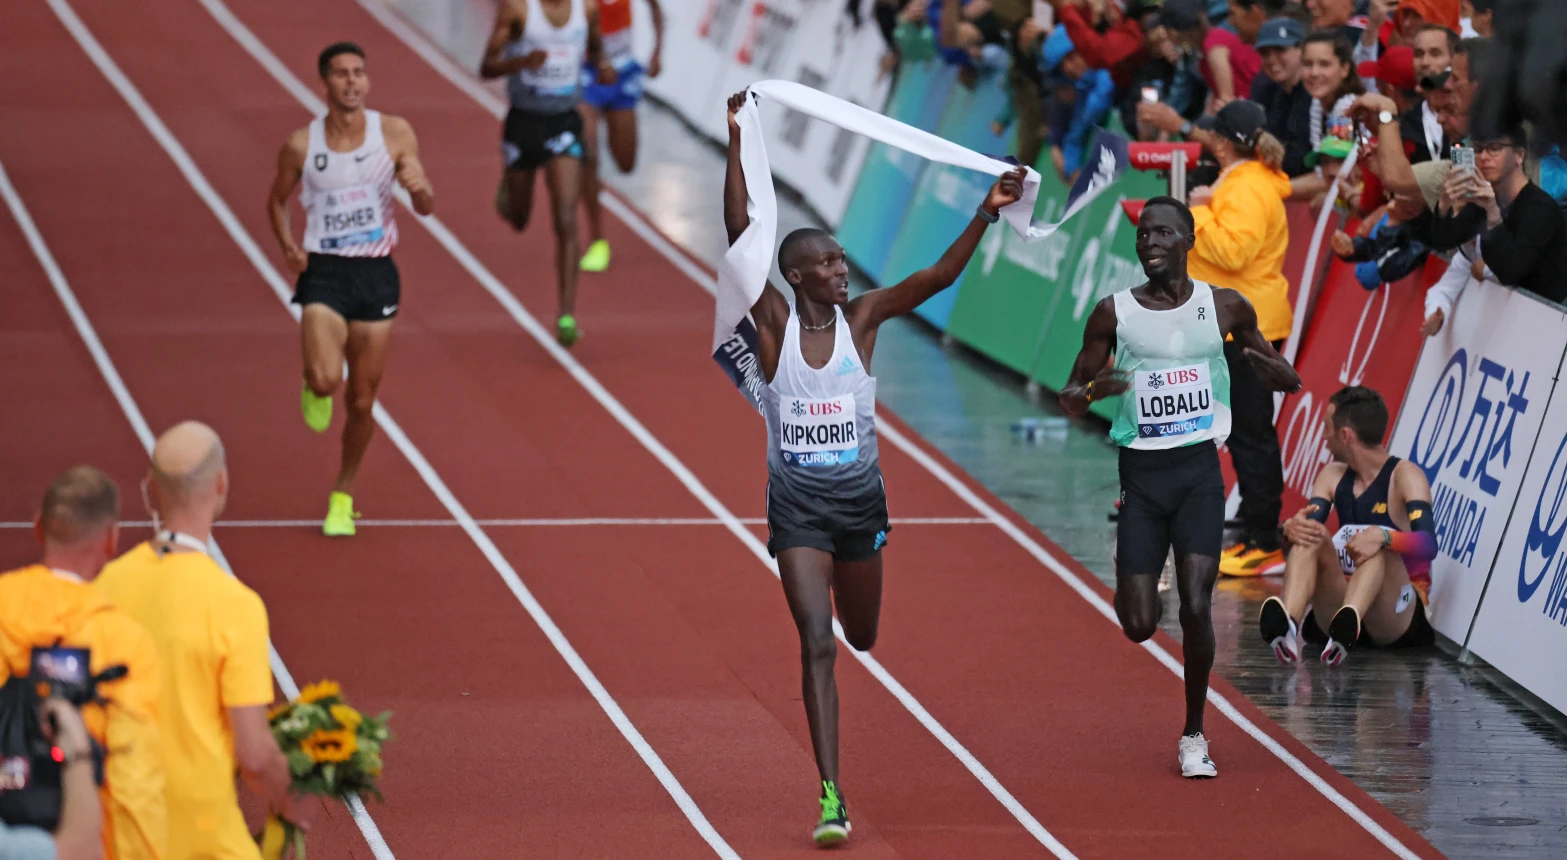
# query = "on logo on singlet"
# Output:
<box><xmin>318</xmin><ymin>184</ymin><xmax>383</xmax><ymax>250</ymax></box>
<box><xmin>780</xmin><ymin>394</ymin><xmax>858</xmax><ymax>468</ymax></box>
<box><xmin>1135</xmin><ymin>362</ymin><xmax>1215</xmax><ymax>439</ymax></box>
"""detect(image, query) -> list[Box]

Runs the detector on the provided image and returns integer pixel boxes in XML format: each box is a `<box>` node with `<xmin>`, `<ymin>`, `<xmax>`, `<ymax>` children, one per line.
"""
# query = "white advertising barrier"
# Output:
<box><xmin>1463</xmin><ymin>311</ymin><xmax>1567</xmax><ymax>714</ymax></box>
<box><xmin>1388</xmin><ymin>279</ymin><xmax>1567</xmax><ymax>642</ymax></box>
<box><xmin>641</xmin><ymin>0</ymin><xmax>747</xmax><ymax>130</ymax></box>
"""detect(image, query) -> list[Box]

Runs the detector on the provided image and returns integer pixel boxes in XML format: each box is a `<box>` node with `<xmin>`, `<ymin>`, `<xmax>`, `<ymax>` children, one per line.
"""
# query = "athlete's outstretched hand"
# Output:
<box><xmin>983</xmin><ymin>167</ymin><xmax>1028</xmax><ymax>216</ymax></box>
<box><xmin>1282</xmin><ymin>507</ymin><xmax>1329</xmax><ymax>549</ymax></box>
<box><xmin>1243</xmin><ymin>346</ymin><xmax>1302</xmax><ymax>393</ymax></box>
<box><xmin>726</xmin><ymin>89</ymin><xmax>750</xmax><ymax>134</ymax></box>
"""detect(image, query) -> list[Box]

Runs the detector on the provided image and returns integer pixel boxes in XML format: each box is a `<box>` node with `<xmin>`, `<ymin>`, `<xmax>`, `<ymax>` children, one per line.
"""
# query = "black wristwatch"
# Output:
<box><xmin>977</xmin><ymin>204</ymin><xmax>1000</xmax><ymax>224</ymax></box>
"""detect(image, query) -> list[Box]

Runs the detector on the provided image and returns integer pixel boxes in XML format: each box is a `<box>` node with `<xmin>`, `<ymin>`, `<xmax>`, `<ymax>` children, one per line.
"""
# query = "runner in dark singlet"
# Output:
<box><xmin>1261</xmin><ymin>385</ymin><xmax>1438</xmax><ymax>666</ymax></box>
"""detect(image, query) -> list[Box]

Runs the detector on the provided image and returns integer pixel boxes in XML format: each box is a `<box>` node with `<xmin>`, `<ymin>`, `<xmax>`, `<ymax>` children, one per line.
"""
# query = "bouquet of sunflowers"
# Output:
<box><xmin>259</xmin><ymin>680</ymin><xmax>391</xmax><ymax>859</ymax></box>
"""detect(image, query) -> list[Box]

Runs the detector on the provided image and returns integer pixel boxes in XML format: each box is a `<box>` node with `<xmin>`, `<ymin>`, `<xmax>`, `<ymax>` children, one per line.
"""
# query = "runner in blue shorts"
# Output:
<box><xmin>577</xmin><ymin>0</ymin><xmax>662</xmax><ymax>272</ymax></box>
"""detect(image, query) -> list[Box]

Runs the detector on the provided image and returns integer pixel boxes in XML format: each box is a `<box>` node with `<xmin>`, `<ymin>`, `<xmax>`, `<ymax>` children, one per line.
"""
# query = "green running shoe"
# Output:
<box><xmin>556</xmin><ymin>314</ymin><xmax>580</xmax><ymax>348</ymax></box>
<box><xmin>579</xmin><ymin>238</ymin><xmax>610</xmax><ymax>272</ymax></box>
<box><xmin>812</xmin><ymin>781</ymin><xmax>850</xmax><ymax>847</ymax></box>
<box><xmin>301</xmin><ymin>383</ymin><xmax>332</xmax><ymax>433</ymax></box>
<box><xmin>322</xmin><ymin>491</ymin><xmax>359</xmax><ymax>537</ymax></box>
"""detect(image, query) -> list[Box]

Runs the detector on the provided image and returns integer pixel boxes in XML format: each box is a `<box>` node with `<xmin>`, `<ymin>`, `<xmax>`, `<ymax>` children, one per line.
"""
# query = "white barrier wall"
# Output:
<box><xmin>642</xmin><ymin>0</ymin><xmax>892</xmax><ymax>226</ymax></box>
<box><xmin>1388</xmin><ymin>280</ymin><xmax>1567</xmax><ymax>643</ymax></box>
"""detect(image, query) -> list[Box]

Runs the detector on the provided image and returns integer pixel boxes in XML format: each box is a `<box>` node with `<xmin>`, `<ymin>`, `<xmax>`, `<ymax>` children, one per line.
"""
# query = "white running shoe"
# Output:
<box><xmin>1179</xmin><ymin>733</ymin><xmax>1218</xmax><ymax>778</ymax></box>
<box><xmin>1258</xmin><ymin>596</ymin><xmax>1303</xmax><ymax>664</ymax></box>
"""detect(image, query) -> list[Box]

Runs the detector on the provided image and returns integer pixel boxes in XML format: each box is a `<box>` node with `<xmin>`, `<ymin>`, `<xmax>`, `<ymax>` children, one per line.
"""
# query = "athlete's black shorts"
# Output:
<box><xmin>292</xmin><ymin>253</ymin><xmax>400</xmax><ymax>322</ymax></box>
<box><xmin>1303</xmin><ymin>591</ymin><xmax>1435</xmax><ymax>648</ymax></box>
<box><xmin>766</xmin><ymin>476</ymin><xmax>891</xmax><ymax>563</ymax></box>
<box><xmin>502</xmin><ymin>107</ymin><xmax>585</xmax><ymax>171</ymax></box>
<box><xmin>1116</xmin><ymin>442</ymin><xmax>1225</xmax><ymax>576</ymax></box>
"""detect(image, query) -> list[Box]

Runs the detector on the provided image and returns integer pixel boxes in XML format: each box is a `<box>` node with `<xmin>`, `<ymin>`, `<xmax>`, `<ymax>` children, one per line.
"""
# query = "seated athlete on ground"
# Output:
<box><xmin>1059</xmin><ymin>196</ymin><xmax>1301</xmax><ymax>779</ymax></box>
<box><xmin>1261</xmin><ymin>385</ymin><xmax>1438</xmax><ymax>666</ymax></box>
<box><xmin>266</xmin><ymin>41</ymin><xmax>435</xmax><ymax>536</ymax></box>
<box><xmin>724</xmin><ymin>88</ymin><xmax>1026</xmax><ymax>846</ymax></box>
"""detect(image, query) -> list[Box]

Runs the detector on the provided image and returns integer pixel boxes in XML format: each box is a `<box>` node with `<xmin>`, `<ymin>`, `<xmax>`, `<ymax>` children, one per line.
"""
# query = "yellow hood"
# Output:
<box><xmin>1187</xmin><ymin>159</ymin><xmax>1295</xmax><ymax>342</ymax></box>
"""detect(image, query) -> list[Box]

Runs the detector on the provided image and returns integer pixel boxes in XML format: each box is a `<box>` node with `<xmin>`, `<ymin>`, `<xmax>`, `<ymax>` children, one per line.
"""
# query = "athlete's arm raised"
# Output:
<box><xmin>1214</xmin><ymin>288</ymin><xmax>1302</xmax><ymax>393</ymax></box>
<box><xmin>383</xmin><ymin>116</ymin><xmax>434</xmax><ymax>216</ymax></box>
<box><xmin>266</xmin><ymin>128</ymin><xmax>309</xmax><ymax>274</ymax></box>
<box><xmin>724</xmin><ymin>91</ymin><xmax>788</xmax><ymax>332</ymax></box>
<box><xmin>479</xmin><ymin>0</ymin><xmax>544</xmax><ymax>79</ymax></box>
<box><xmin>1058</xmin><ymin>296</ymin><xmax>1132</xmax><ymax>417</ymax></box>
<box><xmin>854</xmin><ymin>168</ymin><xmax>1026</xmax><ymax>326</ymax></box>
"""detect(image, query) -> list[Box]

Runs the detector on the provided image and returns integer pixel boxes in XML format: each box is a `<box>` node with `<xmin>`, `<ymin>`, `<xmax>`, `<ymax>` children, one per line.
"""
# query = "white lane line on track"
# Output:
<box><xmin>0</xmin><ymin>157</ymin><xmax>401</xmax><ymax>856</ymax></box>
<box><xmin>43</xmin><ymin>1</ymin><xmax>739</xmax><ymax>856</ymax></box>
<box><xmin>343</xmin><ymin>4</ymin><xmax>1427</xmax><ymax>857</ymax></box>
<box><xmin>0</xmin><ymin>517</ymin><xmax>993</xmax><ymax>529</ymax></box>
<box><xmin>199</xmin><ymin>0</ymin><xmax>1076</xmax><ymax>855</ymax></box>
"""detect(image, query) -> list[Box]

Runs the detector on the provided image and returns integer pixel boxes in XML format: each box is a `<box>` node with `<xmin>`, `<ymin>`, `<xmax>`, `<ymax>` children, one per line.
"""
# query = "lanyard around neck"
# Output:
<box><xmin>155</xmin><ymin>530</ymin><xmax>209</xmax><ymax>556</ymax></box>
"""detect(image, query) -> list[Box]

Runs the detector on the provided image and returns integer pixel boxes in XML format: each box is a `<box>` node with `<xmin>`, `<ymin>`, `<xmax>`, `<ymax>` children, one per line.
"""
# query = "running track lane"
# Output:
<box><xmin>29</xmin><ymin>0</ymin><xmax>1444</xmax><ymax>855</ymax></box>
<box><xmin>196</xmin><ymin>2</ymin><xmax>1446</xmax><ymax>858</ymax></box>
<box><xmin>7</xmin><ymin>2</ymin><xmax>1053</xmax><ymax>857</ymax></box>
<box><xmin>0</xmin><ymin>8</ymin><xmax>769</xmax><ymax>857</ymax></box>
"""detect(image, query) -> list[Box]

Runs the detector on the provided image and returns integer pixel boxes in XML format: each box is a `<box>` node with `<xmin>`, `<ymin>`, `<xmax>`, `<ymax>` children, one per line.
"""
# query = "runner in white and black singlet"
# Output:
<box><xmin>481</xmin><ymin>0</ymin><xmax>613</xmax><ymax>348</ymax></box>
<box><xmin>266</xmin><ymin>42</ymin><xmax>435</xmax><ymax>537</ymax></box>
<box><xmin>1059</xmin><ymin>197</ymin><xmax>1301</xmax><ymax>779</ymax></box>
<box><xmin>723</xmin><ymin>89</ymin><xmax>1026</xmax><ymax>846</ymax></box>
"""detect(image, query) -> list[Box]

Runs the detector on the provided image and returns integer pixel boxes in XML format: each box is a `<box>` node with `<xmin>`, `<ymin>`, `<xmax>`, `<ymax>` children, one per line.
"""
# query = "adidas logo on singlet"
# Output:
<box><xmin>835</xmin><ymin>356</ymin><xmax>857</xmax><ymax>376</ymax></box>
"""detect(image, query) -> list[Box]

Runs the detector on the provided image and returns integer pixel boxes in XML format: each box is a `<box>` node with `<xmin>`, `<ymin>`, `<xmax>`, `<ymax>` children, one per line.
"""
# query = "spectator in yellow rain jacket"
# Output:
<box><xmin>1183</xmin><ymin>99</ymin><xmax>1296</xmax><ymax>579</ymax></box>
<box><xmin>0</xmin><ymin>466</ymin><xmax>166</xmax><ymax>860</ymax></box>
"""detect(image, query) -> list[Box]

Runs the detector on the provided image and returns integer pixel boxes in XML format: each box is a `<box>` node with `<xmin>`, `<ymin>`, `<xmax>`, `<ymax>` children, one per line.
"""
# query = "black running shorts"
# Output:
<box><xmin>292</xmin><ymin>253</ymin><xmax>400</xmax><ymax>323</ymax></box>
<box><xmin>765</xmin><ymin>476</ymin><xmax>891</xmax><ymax>563</ymax></box>
<box><xmin>502</xmin><ymin>108</ymin><xmax>585</xmax><ymax>171</ymax></box>
<box><xmin>1303</xmin><ymin>589</ymin><xmax>1435</xmax><ymax>648</ymax></box>
<box><xmin>1116</xmin><ymin>442</ymin><xmax>1225</xmax><ymax>576</ymax></box>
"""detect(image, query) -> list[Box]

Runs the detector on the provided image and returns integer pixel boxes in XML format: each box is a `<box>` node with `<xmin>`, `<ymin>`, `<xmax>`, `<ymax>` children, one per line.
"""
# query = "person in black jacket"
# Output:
<box><xmin>1429</xmin><ymin>125</ymin><xmax>1567</xmax><ymax>304</ymax></box>
<box><xmin>1331</xmin><ymin>190</ymin><xmax>1433</xmax><ymax>288</ymax></box>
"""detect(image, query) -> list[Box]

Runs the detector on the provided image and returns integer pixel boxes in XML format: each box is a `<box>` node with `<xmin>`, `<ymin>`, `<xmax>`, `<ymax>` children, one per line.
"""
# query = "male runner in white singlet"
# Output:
<box><xmin>267</xmin><ymin>42</ymin><xmax>435</xmax><ymax>536</ymax></box>
<box><xmin>575</xmin><ymin>0</ymin><xmax>663</xmax><ymax>272</ymax></box>
<box><xmin>481</xmin><ymin>0</ymin><xmax>610</xmax><ymax>347</ymax></box>
<box><xmin>1059</xmin><ymin>198</ymin><xmax>1300</xmax><ymax>778</ymax></box>
<box><xmin>723</xmin><ymin>89</ymin><xmax>1025</xmax><ymax>846</ymax></box>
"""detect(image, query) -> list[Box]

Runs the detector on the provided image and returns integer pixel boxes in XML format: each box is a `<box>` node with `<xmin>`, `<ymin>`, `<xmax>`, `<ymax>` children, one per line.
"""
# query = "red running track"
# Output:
<box><xmin>0</xmin><ymin>0</ymin><xmax>1444</xmax><ymax>857</ymax></box>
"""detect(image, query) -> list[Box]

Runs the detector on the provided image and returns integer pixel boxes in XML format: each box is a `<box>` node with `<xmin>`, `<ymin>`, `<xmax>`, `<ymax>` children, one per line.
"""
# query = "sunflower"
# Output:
<box><xmin>330</xmin><ymin>704</ymin><xmax>363</xmax><ymax>732</ymax></box>
<box><xmin>301</xmin><ymin>728</ymin><xmax>357</xmax><ymax>763</ymax></box>
<box><xmin>296</xmin><ymin>680</ymin><xmax>341</xmax><ymax>705</ymax></box>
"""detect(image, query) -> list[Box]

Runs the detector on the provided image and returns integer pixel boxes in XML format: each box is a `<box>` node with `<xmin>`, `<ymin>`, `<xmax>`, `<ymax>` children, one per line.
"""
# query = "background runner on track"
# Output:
<box><xmin>266</xmin><ymin>41</ymin><xmax>435</xmax><ymax>536</ymax></box>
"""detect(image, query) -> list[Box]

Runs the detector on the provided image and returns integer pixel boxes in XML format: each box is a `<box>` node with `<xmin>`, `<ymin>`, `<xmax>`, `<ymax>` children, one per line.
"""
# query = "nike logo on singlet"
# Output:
<box><xmin>354</xmin><ymin>153</ymin><xmax>371</xmax><ymax>162</ymax></box>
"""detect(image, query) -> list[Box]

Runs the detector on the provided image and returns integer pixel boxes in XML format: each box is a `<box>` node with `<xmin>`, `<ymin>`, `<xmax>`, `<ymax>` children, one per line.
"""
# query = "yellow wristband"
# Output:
<box><xmin>1085</xmin><ymin>380</ymin><xmax>1094</xmax><ymax>403</ymax></box>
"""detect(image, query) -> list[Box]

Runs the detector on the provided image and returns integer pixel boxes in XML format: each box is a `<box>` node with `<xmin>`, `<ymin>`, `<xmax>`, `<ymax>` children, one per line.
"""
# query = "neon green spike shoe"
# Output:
<box><xmin>812</xmin><ymin>781</ymin><xmax>850</xmax><ymax>847</ymax></box>
<box><xmin>556</xmin><ymin>314</ymin><xmax>580</xmax><ymax>348</ymax></box>
<box><xmin>301</xmin><ymin>384</ymin><xmax>332</xmax><ymax>433</ymax></box>
<box><xmin>322</xmin><ymin>491</ymin><xmax>360</xmax><ymax>537</ymax></box>
<box><xmin>579</xmin><ymin>239</ymin><xmax>610</xmax><ymax>272</ymax></box>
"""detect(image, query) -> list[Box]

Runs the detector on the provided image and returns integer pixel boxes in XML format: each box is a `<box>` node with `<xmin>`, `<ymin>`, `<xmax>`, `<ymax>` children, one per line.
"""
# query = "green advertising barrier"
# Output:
<box><xmin>878</xmin><ymin>72</ymin><xmax>1014</xmax><ymax>330</ymax></box>
<box><xmin>837</xmin><ymin>58</ymin><xmax>960</xmax><ymax>282</ymax></box>
<box><xmin>945</xmin><ymin>143</ymin><xmax>1168</xmax><ymax>422</ymax></box>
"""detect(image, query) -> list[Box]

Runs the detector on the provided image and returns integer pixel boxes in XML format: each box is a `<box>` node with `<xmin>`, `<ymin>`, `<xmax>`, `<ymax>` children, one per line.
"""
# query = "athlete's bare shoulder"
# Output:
<box><xmin>379</xmin><ymin>114</ymin><xmax>417</xmax><ymax>147</ymax></box>
<box><xmin>277</xmin><ymin>127</ymin><xmax>308</xmax><ymax>170</ymax></box>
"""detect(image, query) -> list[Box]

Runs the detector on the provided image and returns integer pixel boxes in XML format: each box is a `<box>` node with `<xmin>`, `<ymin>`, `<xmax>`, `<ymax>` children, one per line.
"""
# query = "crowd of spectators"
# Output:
<box><xmin>866</xmin><ymin>0</ymin><xmax>1567</xmax><ymax>570</ymax></box>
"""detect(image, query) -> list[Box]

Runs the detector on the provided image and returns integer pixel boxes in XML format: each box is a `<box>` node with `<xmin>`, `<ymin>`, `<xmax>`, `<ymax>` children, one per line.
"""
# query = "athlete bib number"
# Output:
<box><xmin>780</xmin><ymin>395</ymin><xmax>858</xmax><ymax>468</ymax></box>
<box><xmin>317</xmin><ymin>184</ymin><xmax>384</xmax><ymax>251</ymax></box>
<box><xmin>1332</xmin><ymin>525</ymin><xmax>1374</xmax><ymax>574</ymax></box>
<box><xmin>1134</xmin><ymin>362</ymin><xmax>1215</xmax><ymax>440</ymax></box>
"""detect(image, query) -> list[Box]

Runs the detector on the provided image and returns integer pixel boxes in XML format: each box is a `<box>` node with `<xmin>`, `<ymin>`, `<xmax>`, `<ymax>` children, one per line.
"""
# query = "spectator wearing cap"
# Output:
<box><xmin>1040</xmin><ymin>26</ymin><xmax>1117</xmax><ymax>184</ymax></box>
<box><xmin>1427</xmin><ymin>125</ymin><xmax>1567</xmax><ymax>304</ymax></box>
<box><xmin>1250</xmin><ymin>17</ymin><xmax>1314</xmax><ymax>176</ymax></box>
<box><xmin>1180</xmin><ymin>100</ymin><xmax>1297</xmax><ymax>576</ymax></box>
<box><xmin>1162</xmin><ymin>0</ymin><xmax>1265</xmax><ymax>111</ymax></box>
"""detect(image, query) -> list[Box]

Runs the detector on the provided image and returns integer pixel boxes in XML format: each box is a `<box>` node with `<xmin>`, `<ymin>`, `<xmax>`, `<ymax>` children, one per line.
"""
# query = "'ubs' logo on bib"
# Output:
<box><xmin>791</xmin><ymin>400</ymin><xmax>806</xmax><ymax>417</ymax></box>
<box><xmin>1146</xmin><ymin>372</ymin><xmax>1165</xmax><ymax>390</ymax></box>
